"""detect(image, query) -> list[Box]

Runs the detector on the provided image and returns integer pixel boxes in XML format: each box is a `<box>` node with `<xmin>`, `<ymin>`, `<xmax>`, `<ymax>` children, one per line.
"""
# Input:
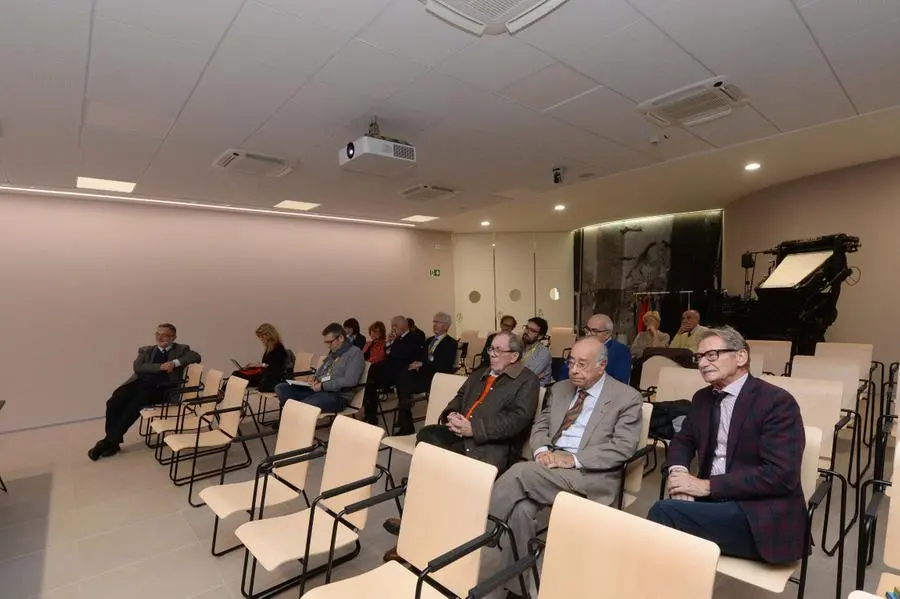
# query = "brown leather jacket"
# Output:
<box><xmin>440</xmin><ymin>362</ymin><xmax>540</xmax><ymax>474</ymax></box>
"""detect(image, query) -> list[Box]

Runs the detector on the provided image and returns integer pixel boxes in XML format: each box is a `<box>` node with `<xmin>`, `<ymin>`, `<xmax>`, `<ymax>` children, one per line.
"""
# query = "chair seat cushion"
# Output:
<box><xmin>382</xmin><ymin>435</ymin><xmax>416</xmax><ymax>455</ymax></box>
<box><xmin>150</xmin><ymin>415</ymin><xmax>202</xmax><ymax>434</ymax></box>
<box><xmin>235</xmin><ymin>507</ymin><xmax>359</xmax><ymax>572</ymax></box>
<box><xmin>302</xmin><ymin>560</ymin><xmax>447</xmax><ymax>599</ymax></box>
<box><xmin>716</xmin><ymin>556</ymin><xmax>798</xmax><ymax>593</ymax></box>
<box><xmin>164</xmin><ymin>430</ymin><xmax>230</xmax><ymax>452</ymax></box>
<box><xmin>199</xmin><ymin>476</ymin><xmax>299</xmax><ymax>519</ymax></box>
<box><xmin>877</xmin><ymin>572</ymin><xmax>900</xmax><ymax>595</ymax></box>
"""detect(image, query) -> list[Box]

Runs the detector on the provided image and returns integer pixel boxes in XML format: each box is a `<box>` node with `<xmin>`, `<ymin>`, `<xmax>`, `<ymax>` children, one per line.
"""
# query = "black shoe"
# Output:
<box><xmin>382</xmin><ymin>517</ymin><xmax>401</xmax><ymax>536</ymax></box>
<box><xmin>87</xmin><ymin>439</ymin><xmax>109</xmax><ymax>461</ymax></box>
<box><xmin>101</xmin><ymin>443</ymin><xmax>121</xmax><ymax>457</ymax></box>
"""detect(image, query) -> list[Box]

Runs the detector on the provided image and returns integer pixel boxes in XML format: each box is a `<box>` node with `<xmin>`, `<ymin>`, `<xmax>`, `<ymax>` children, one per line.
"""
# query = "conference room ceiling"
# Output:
<box><xmin>1</xmin><ymin>0</ymin><xmax>899</xmax><ymax>231</ymax></box>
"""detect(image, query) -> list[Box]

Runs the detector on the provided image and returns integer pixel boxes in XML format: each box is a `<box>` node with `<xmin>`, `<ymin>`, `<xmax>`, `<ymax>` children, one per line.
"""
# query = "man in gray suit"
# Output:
<box><xmin>486</xmin><ymin>336</ymin><xmax>643</xmax><ymax>598</ymax></box>
<box><xmin>89</xmin><ymin>323</ymin><xmax>201</xmax><ymax>460</ymax></box>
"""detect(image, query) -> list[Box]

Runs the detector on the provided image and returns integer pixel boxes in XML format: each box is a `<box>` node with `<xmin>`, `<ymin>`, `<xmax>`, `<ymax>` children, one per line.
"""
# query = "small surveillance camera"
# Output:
<box><xmin>552</xmin><ymin>167</ymin><xmax>563</xmax><ymax>185</ymax></box>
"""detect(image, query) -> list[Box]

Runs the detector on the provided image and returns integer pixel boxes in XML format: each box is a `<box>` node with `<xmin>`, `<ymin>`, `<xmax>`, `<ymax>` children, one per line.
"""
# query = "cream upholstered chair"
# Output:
<box><xmin>856</xmin><ymin>441</ymin><xmax>900</xmax><ymax>593</ymax></box>
<box><xmin>236</xmin><ymin>416</ymin><xmax>386</xmax><ymax>598</ymax></box>
<box><xmin>748</xmin><ymin>353</ymin><xmax>766</xmax><ymax>377</ymax></box>
<box><xmin>162</xmin><ymin>374</ymin><xmax>252</xmax><ymax>506</ymax></box>
<box><xmin>152</xmin><ymin>369</ymin><xmax>225</xmax><ymax>464</ymax></box>
<box><xmin>198</xmin><ymin>401</ymin><xmax>322</xmax><ymax>556</ymax></box>
<box><xmin>382</xmin><ymin>373</ymin><xmax>466</xmax><ymax>471</ymax></box>
<box><xmin>471</xmin><ymin>492</ymin><xmax>719</xmax><ymax>599</ymax></box>
<box><xmin>715</xmin><ymin>427</ymin><xmax>831</xmax><ymax>599</ymax></box>
<box><xmin>253</xmin><ymin>351</ymin><xmax>316</xmax><ymax>425</ymax></box>
<box><xmin>302</xmin><ymin>442</ymin><xmax>499</xmax><ymax>599</ymax></box>
<box><xmin>639</xmin><ymin>355</ymin><xmax>679</xmax><ymax>396</ymax></box>
<box><xmin>654</xmin><ymin>366</ymin><xmax>707</xmax><ymax>402</ymax></box>
<box><xmin>848</xmin><ymin>592</ymin><xmax>881</xmax><ymax>598</ymax></box>
<box><xmin>815</xmin><ymin>342</ymin><xmax>874</xmax><ymax>382</ymax></box>
<box><xmin>619</xmin><ymin>402</ymin><xmax>655</xmax><ymax>509</ymax></box>
<box><xmin>548</xmin><ymin>329</ymin><xmax>576</xmax><ymax>359</ymax></box>
<box><xmin>747</xmin><ymin>339</ymin><xmax>792</xmax><ymax>375</ymax></box>
<box><xmin>520</xmin><ymin>387</ymin><xmax>548</xmax><ymax>460</ymax></box>
<box><xmin>140</xmin><ymin>362</ymin><xmax>204</xmax><ymax>441</ymax></box>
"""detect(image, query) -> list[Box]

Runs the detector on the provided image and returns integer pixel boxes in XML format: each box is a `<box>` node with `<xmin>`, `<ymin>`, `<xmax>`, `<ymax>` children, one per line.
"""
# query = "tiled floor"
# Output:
<box><xmin>0</xmin><ymin>417</ymin><xmax>891</xmax><ymax>599</ymax></box>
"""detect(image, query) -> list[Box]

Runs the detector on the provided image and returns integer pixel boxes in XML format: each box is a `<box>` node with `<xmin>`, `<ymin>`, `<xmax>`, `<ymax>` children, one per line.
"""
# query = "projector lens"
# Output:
<box><xmin>346</xmin><ymin>143</ymin><xmax>355</xmax><ymax>159</ymax></box>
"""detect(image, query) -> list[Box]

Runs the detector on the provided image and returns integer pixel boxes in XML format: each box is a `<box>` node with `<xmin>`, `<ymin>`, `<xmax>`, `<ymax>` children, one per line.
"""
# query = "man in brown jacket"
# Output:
<box><xmin>382</xmin><ymin>331</ymin><xmax>540</xmax><ymax>561</ymax></box>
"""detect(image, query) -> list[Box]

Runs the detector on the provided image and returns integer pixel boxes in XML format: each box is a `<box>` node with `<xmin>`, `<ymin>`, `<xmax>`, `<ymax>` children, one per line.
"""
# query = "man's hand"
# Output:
<box><xmin>668</xmin><ymin>471</ymin><xmax>711</xmax><ymax>498</ymax></box>
<box><xmin>535</xmin><ymin>451</ymin><xmax>554</xmax><ymax>468</ymax></box>
<box><xmin>548</xmin><ymin>451</ymin><xmax>576</xmax><ymax>469</ymax></box>
<box><xmin>160</xmin><ymin>362</ymin><xmax>176</xmax><ymax>373</ymax></box>
<box><xmin>446</xmin><ymin>413</ymin><xmax>473</xmax><ymax>438</ymax></box>
<box><xmin>311</xmin><ymin>381</ymin><xmax>323</xmax><ymax>392</ymax></box>
<box><xmin>409</xmin><ymin>361</ymin><xmax>422</xmax><ymax>371</ymax></box>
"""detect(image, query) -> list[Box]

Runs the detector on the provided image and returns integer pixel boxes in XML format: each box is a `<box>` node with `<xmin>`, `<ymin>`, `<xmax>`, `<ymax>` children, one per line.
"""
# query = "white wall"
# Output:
<box><xmin>0</xmin><ymin>194</ymin><xmax>454</xmax><ymax>432</ymax></box>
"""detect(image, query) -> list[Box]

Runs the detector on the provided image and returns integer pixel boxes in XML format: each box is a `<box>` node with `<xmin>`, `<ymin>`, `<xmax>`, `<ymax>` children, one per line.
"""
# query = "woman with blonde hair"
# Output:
<box><xmin>630</xmin><ymin>310</ymin><xmax>670</xmax><ymax>358</ymax></box>
<box><xmin>232</xmin><ymin>323</ymin><xmax>288</xmax><ymax>391</ymax></box>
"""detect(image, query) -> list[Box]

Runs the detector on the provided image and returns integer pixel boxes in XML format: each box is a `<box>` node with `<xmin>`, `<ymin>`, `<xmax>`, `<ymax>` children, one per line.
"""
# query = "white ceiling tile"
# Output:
<box><xmin>217</xmin><ymin>1</ymin><xmax>348</xmax><ymax>79</ymax></box>
<box><xmin>87</xmin><ymin>18</ymin><xmax>212</xmax><ymax>119</ymax></box>
<box><xmin>314</xmin><ymin>40</ymin><xmax>428</xmax><ymax>100</ymax></box>
<box><xmin>436</xmin><ymin>35</ymin><xmax>555</xmax><ymax>92</ymax></box>
<box><xmin>94</xmin><ymin>0</ymin><xmax>243</xmax><ymax>48</ymax></box>
<box><xmin>257</xmin><ymin>0</ymin><xmax>394</xmax><ymax>37</ymax></box>
<box><xmin>84</xmin><ymin>101</ymin><xmax>174</xmax><ymax>139</ymax></box>
<box><xmin>357</xmin><ymin>0</ymin><xmax>476</xmax><ymax>67</ymax></box>
<box><xmin>0</xmin><ymin>49</ymin><xmax>85</xmax><ymax>113</ymax></box>
<box><xmin>513</xmin><ymin>0</ymin><xmax>643</xmax><ymax>63</ymax></box>
<box><xmin>565</xmin><ymin>18</ymin><xmax>712</xmax><ymax>101</ymax></box>
<box><xmin>0</xmin><ymin>0</ymin><xmax>91</xmax><ymax>61</ymax></box>
<box><xmin>347</xmin><ymin>101</ymin><xmax>441</xmax><ymax>143</ymax></box>
<box><xmin>688</xmin><ymin>106</ymin><xmax>779</xmax><ymax>148</ymax></box>
<box><xmin>500</xmin><ymin>62</ymin><xmax>597</xmax><ymax>110</ymax></box>
<box><xmin>79</xmin><ymin>125</ymin><xmax>162</xmax><ymax>182</ymax></box>
<box><xmin>822</xmin><ymin>22</ymin><xmax>900</xmax><ymax>113</ymax></box>
<box><xmin>798</xmin><ymin>0</ymin><xmax>900</xmax><ymax>47</ymax></box>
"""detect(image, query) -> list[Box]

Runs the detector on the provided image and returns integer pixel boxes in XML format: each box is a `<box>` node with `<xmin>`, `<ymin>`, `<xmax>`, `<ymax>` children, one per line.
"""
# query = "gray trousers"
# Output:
<box><xmin>486</xmin><ymin>461</ymin><xmax>586</xmax><ymax>595</ymax></box>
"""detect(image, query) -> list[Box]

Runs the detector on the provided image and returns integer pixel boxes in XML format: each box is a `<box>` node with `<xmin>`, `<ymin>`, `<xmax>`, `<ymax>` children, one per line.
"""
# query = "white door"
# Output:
<box><xmin>452</xmin><ymin>234</ymin><xmax>496</xmax><ymax>337</ymax></box>
<box><xmin>494</xmin><ymin>233</ymin><xmax>536</xmax><ymax>333</ymax></box>
<box><xmin>535</xmin><ymin>232</ymin><xmax>574</xmax><ymax>330</ymax></box>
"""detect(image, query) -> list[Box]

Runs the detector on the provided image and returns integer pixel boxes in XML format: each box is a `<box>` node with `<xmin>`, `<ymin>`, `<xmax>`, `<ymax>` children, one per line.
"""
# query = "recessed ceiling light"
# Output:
<box><xmin>76</xmin><ymin>176</ymin><xmax>136</xmax><ymax>193</ymax></box>
<box><xmin>274</xmin><ymin>200</ymin><xmax>320</xmax><ymax>211</ymax></box>
<box><xmin>554</xmin><ymin>204</ymin><xmax>566</xmax><ymax>211</ymax></box>
<box><xmin>401</xmin><ymin>215</ymin><xmax>439</xmax><ymax>223</ymax></box>
<box><xmin>744</xmin><ymin>162</ymin><xmax>761</xmax><ymax>172</ymax></box>
<box><xmin>480</xmin><ymin>220</ymin><xmax>491</xmax><ymax>227</ymax></box>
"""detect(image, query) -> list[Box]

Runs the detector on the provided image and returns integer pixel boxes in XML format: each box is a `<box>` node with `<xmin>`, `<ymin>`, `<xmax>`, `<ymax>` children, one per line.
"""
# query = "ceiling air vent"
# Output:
<box><xmin>213</xmin><ymin>149</ymin><xmax>292</xmax><ymax>178</ymax></box>
<box><xmin>401</xmin><ymin>184</ymin><xmax>457</xmax><ymax>202</ymax></box>
<box><xmin>637</xmin><ymin>76</ymin><xmax>749</xmax><ymax>128</ymax></box>
<box><xmin>422</xmin><ymin>0</ymin><xmax>571</xmax><ymax>36</ymax></box>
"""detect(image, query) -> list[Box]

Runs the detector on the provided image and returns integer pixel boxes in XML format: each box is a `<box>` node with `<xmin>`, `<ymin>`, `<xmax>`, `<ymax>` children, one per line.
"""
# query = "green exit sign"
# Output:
<box><xmin>429</xmin><ymin>268</ymin><xmax>441</xmax><ymax>277</ymax></box>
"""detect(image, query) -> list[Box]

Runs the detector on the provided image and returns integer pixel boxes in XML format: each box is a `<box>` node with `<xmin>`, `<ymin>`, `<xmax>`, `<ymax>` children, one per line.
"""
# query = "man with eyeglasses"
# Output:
<box><xmin>273</xmin><ymin>322</ymin><xmax>364</xmax><ymax>413</ymax></box>
<box><xmin>583</xmin><ymin>313</ymin><xmax>632</xmax><ymax>384</ymax></box>
<box><xmin>89</xmin><ymin>323</ymin><xmax>201</xmax><ymax>461</ymax></box>
<box><xmin>479</xmin><ymin>315</ymin><xmax>517</xmax><ymax>366</ymax></box>
<box><xmin>668</xmin><ymin>309</ymin><xmax>709</xmax><ymax>353</ymax></box>
<box><xmin>521</xmin><ymin>317</ymin><xmax>553</xmax><ymax>386</ymax></box>
<box><xmin>485</xmin><ymin>335</ymin><xmax>643</xmax><ymax>597</ymax></box>
<box><xmin>647</xmin><ymin>325</ymin><xmax>807</xmax><ymax>566</ymax></box>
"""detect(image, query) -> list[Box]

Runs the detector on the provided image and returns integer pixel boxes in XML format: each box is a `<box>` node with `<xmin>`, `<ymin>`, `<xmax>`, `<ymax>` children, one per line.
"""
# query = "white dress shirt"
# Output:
<box><xmin>157</xmin><ymin>344</ymin><xmax>181</xmax><ymax>367</ymax></box>
<box><xmin>534</xmin><ymin>375</ymin><xmax>607</xmax><ymax>469</ymax></box>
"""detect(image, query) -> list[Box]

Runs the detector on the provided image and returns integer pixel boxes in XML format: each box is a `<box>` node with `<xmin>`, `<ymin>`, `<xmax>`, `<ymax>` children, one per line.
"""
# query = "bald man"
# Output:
<box><xmin>583</xmin><ymin>313</ymin><xmax>632</xmax><ymax>384</ymax></box>
<box><xmin>668</xmin><ymin>310</ymin><xmax>710</xmax><ymax>353</ymax></box>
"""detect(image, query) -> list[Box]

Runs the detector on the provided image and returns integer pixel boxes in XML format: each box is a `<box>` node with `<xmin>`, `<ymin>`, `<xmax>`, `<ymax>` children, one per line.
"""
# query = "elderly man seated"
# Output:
<box><xmin>668</xmin><ymin>309</ymin><xmax>710</xmax><ymax>353</ymax></box>
<box><xmin>485</xmin><ymin>335</ymin><xmax>644</xmax><ymax>597</ymax></box>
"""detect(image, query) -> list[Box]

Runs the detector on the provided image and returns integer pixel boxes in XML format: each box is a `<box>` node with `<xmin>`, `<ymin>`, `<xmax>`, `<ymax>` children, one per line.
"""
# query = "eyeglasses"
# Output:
<box><xmin>323</xmin><ymin>336</ymin><xmax>339</xmax><ymax>345</ymax></box>
<box><xmin>692</xmin><ymin>349</ymin><xmax>738</xmax><ymax>363</ymax></box>
<box><xmin>524</xmin><ymin>326</ymin><xmax>541</xmax><ymax>335</ymax></box>
<box><xmin>566</xmin><ymin>358</ymin><xmax>600</xmax><ymax>371</ymax></box>
<box><xmin>583</xmin><ymin>327</ymin><xmax>609</xmax><ymax>336</ymax></box>
<box><xmin>487</xmin><ymin>346</ymin><xmax>515</xmax><ymax>356</ymax></box>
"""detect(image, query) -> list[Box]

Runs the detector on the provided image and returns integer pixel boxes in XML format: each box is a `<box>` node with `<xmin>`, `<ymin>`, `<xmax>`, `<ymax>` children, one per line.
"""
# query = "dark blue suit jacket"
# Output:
<box><xmin>604</xmin><ymin>338</ymin><xmax>632</xmax><ymax>384</ymax></box>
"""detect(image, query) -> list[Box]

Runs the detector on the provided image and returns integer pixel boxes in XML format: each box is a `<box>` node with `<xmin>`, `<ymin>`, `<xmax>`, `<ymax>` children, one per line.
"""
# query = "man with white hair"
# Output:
<box><xmin>669</xmin><ymin>309</ymin><xmax>709</xmax><ymax>353</ymax></box>
<box><xmin>583</xmin><ymin>313</ymin><xmax>632</xmax><ymax>384</ymax></box>
<box><xmin>408</xmin><ymin>311</ymin><xmax>458</xmax><ymax>391</ymax></box>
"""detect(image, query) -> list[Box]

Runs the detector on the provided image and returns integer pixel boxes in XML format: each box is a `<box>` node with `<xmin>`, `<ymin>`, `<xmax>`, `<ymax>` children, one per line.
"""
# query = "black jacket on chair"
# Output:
<box><xmin>421</xmin><ymin>335</ymin><xmax>459</xmax><ymax>388</ymax></box>
<box><xmin>386</xmin><ymin>331</ymin><xmax>426</xmax><ymax>376</ymax></box>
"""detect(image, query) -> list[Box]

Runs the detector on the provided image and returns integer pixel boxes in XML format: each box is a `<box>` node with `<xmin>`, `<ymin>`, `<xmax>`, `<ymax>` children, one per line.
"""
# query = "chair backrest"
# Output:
<box><xmin>423</xmin><ymin>373</ymin><xmax>468</xmax><ymax>426</ymax></box>
<box><xmin>539</xmin><ymin>493</ymin><xmax>719</xmax><ymax>599</ymax></box>
<box><xmin>293</xmin><ymin>351</ymin><xmax>313</xmax><ymax>372</ymax></box>
<box><xmin>203</xmin><ymin>369</ymin><xmax>225</xmax><ymax>399</ymax></box>
<box><xmin>522</xmin><ymin>387</ymin><xmax>549</xmax><ymax>459</ymax></box>
<box><xmin>319</xmin><ymin>416</ymin><xmax>385</xmax><ymax>529</ymax></box>
<box><xmin>217</xmin><ymin>375</ymin><xmax>249</xmax><ymax>437</ymax></box>
<box><xmin>397</xmin><ymin>443</ymin><xmax>498</xmax><ymax>597</ymax></box>
<box><xmin>801</xmin><ymin>427</ymin><xmax>823</xmax><ymax>501</ymax></box>
<box><xmin>747</xmin><ymin>353</ymin><xmax>766</xmax><ymax>377</ymax></box>
<box><xmin>623</xmin><ymin>402</ymin><xmax>654</xmax><ymax>498</ymax></box>
<box><xmin>639</xmin><ymin>355</ymin><xmax>679</xmax><ymax>390</ymax></box>
<box><xmin>884</xmin><ymin>450</ymin><xmax>900</xmax><ymax>570</ymax></box>
<box><xmin>815</xmin><ymin>342</ymin><xmax>873</xmax><ymax>380</ymax></box>
<box><xmin>549</xmin><ymin>330</ymin><xmax>577</xmax><ymax>359</ymax></box>
<box><xmin>762</xmin><ymin>376</ymin><xmax>842</xmax><ymax>460</ymax></box>
<box><xmin>182</xmin><ymin>364</ymin><xmax>203</xmax><ymax>400</ymax></box>
<box><xmin>655</xmin><ymin>367</ymin><xmax>707</xmax><ymax>403</ymax></box>
<box><xmin>455</xmin><ymin>341</ymin><xmax>469</xmax><ymax>371</ymax></box>
<box><xmin>747</xmin><ymin>339</ymin><xmax>792</xmax><ymax>375</ymax></box>
<box><xmin>791</xmin><ymin>355</ymin><xmax>861</xmax><ymax>412</ymax></box>
<box><xmin>848</xmin><ymin>592</ymin><xmax>881</xmax><ymax>599</ymax></box>
<box><xmin>273</xmin><ymin>401</ymin><xmax>321</xmax><ymax>489</ymax></box>
<box><xmin>283</xmin><ymin>349</ymin><xmax>296</xmax><ymax>374</ymax></box>
<box><xmin>346</xmin><ymin>362</ymin><xmax>371</xmax><ymax>412</ymax></box>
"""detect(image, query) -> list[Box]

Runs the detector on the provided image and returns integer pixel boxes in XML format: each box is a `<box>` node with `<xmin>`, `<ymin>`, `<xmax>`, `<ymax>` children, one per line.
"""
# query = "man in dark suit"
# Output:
<box><xmin>386</xmin><ymin>315</ymin><xmax>426</xmax><ymax>435</ymax></box>
<box><xmin>409</xmin><ymin>311</ymin><xmax>458</xmax><ymax>391</ymax></box>
<box><xmin>89</xmin><ymin>323</ymin><xmax>201</xmax><ymax>460</ymax></box>
<box><xmin>647</xmin><ymin>325</ymin><xmax>807</xmax><ymax>564</ymax></box>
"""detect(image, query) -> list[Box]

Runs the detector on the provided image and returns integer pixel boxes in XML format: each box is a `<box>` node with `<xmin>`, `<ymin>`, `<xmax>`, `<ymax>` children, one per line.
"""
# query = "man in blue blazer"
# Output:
<box><xmin>584</xmin><ymin>313</ymin><xmax>632</xmax><ymax>385</ymax></box>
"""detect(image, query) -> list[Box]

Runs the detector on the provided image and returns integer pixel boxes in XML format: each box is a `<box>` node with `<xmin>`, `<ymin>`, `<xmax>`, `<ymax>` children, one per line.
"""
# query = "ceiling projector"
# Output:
<box><xmin>338</xmin><ymin>135</ymin><xmax>416</xmax><ymax>177</ymax></box>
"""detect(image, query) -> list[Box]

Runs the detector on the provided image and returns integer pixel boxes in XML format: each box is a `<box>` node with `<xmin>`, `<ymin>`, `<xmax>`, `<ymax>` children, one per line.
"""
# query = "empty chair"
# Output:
<box><xmin>198</xmin><ymin>401</ymin><xmax>322</xmax><ymax>555</ymax></box>
<box><xmin>149</xmin><ymin>369</ymin><xmax>225</xmax><ymax>450</ymax></box>
<box><xmin>618</xmin><ymin>402</ymin><xmax>655</xmax><ymax>509</ymax></box>
<box><xmin>639</xmin><ymin>355</ymin><xmax>679</xmax><ymax>394</ymax></box>
<box><xmin>302</xmin><ymin>442</ymin><xmax>499</xmax><ymax>599</ymax></box>
<box><xmin>654</xmin><ymin>366</ymin><xmax>707</xmax><ymax>403</ymax></box>
<box><xmin>815</xmin><ymin>342</ymin><xmax>874</xmax><ymax>382</ymax></box>
<box><xmin>548</xmin><ymin>328</ymin><xmax>576</xmax><ymax>359</ymax></box>
<box><xmin>792</xmin><ymin>355</ymin><xmax>862</xmax><ymax>414</ymax></box>
<box><xmin>747</xmin><ymin>339</ymin><xmax>792</xmax><ymax>375</ymax></box>
<box><xmin>856</xmin><ymin>441</ymin><xmax>900</xmax><ymax>593</ymax></box>
<box><xmin>748</xmin><ymin>353</ymin><xmax>766</xmax><ymax>377</ymax></box>
<box><xmin>235</xmin><ymin>416</ymin><xmax>386</xmax><ymax>598</ymax></box>
<box><xmin>470</xmin><ymin>492</ymin><xmax>720</xmax><ymax>599</ymax></box>
<box><xmin>140</xmin><ymin>362</ymin><xmax>204</xmax><ymax>440</ymax></box>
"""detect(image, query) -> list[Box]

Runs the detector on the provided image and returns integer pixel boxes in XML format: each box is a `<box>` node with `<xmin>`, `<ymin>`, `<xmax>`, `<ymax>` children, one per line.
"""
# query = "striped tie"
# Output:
<box><xmin>551</xmin><ymin>389</ymin><xmax>589</xmax><ymax>444</ymax></box>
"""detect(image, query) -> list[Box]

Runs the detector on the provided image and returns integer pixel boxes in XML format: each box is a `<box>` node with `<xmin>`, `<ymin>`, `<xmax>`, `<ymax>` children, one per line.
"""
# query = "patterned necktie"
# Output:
<box><xmin>551</xmin><ymin>388</ymin><xmax>589</xmax><ymax>444</ymax></box>
<box><xmin>700</xmin><ymin>389</ymin><xmax>725</xmax><ymax>478</ymax></box>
